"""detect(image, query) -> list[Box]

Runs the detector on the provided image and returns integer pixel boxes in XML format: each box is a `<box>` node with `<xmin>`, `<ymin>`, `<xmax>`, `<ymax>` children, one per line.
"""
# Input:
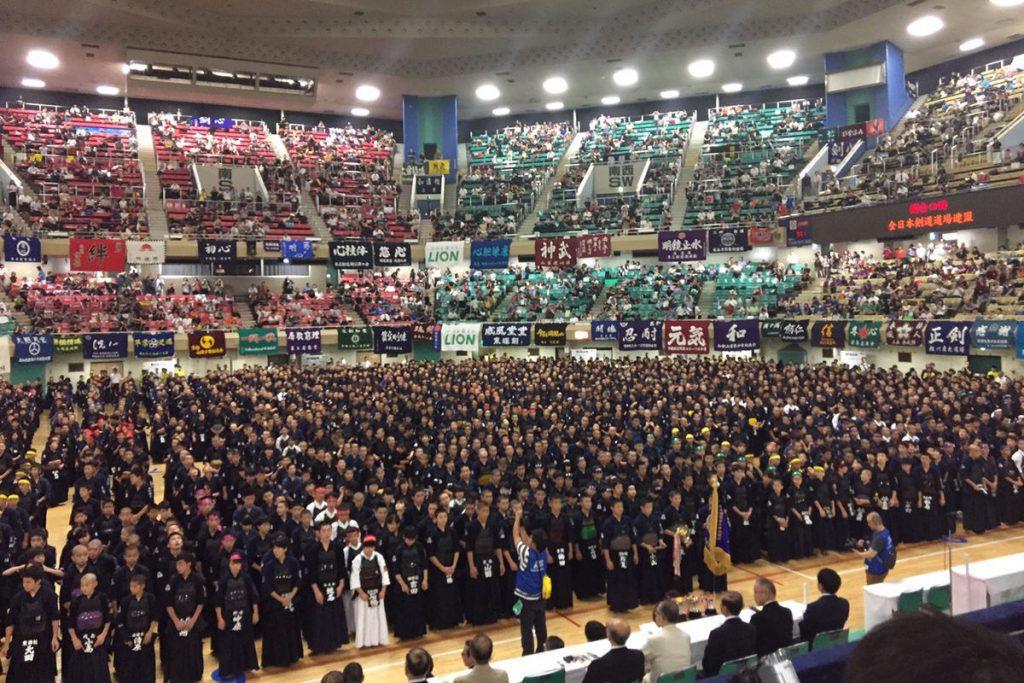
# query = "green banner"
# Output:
<box><xmin>338</xmin><ymin>326</ymin><xmax>372</xmax><ymax>350</ymax></box>
<box><xmin>847</xmin><ymin>320</ymin><xmax>882</xmax><ymax>348</ymax></box>
<box><xmin>54</xmin><ymin>335</ymin><xmax>83</xmax><ymax>353</ymax></box>
<box><xmin>0</xmin><ymin>321</ymin><xmax>16</xmax><ymax>336</ymax></box>
<box><xmin>237</xmin><ymin>328</ymin><xmax>279</xmax><ymax>355</ymax></box>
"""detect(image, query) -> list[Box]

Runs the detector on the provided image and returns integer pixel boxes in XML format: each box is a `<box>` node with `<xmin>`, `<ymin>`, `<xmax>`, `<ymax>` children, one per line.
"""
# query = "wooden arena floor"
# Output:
<box><xmin>39</xmin><ymin>437</ymin><xmax>1024</xmax><ymax>682</ymax></box>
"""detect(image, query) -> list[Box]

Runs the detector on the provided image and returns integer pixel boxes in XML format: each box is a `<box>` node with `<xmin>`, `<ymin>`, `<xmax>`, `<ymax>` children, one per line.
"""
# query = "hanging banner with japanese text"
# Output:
<box><xmin>13</xmin><ymin>334</ymin><xmax>52</xmax><ymax>364</ymax></box>
<box><xmin>925</xmin><ymin>321</ymin><xmax>971</xmax><ymax>356</ymax></box>
<box><xmin>187</xmin><ymin>331</ymin><xmax>226</xmax><ymax>358</ymax></box>
<box><xmin>329</xmin><ymin>240</ymin><xmax>373</xmax><ymax>270</ymax></box>
<box><xmin>714</xmin><ymin>319</ymin><xmax>761</xmax><ymax>351</ymax></box>
<box><xmin>664</xmin><ymin>320</ymin><xmax>710</xmax><ymax>354</ymax></box>
<box><xmin>373</xmin><ymin>325</ymin><xmax>413</xmax><ymax>354</ymax></box>
<box><xmin>238</xmin><ymin>328</ymin><xmax>279</xmax><ymax>355</ymax></box>
<box><xmin>534</xmin><ymin>323</ymin><xmax>567</xmax><ymax>346</ymax></box>
<box><xmin>617</xmin><ymin>320</ymin><xmax>662</xmax><ymax>352</ymax></box>
<box><xmin>3</xmin><ymin>236</ymin><xmax>41</xmax><ymax>263</ymax></box>
<box><xmin>470</xmin><ymin>240</ymin><xmax>511</xmax><ymax>270</ymax></box>
<box><xmin>126</xmin><ymin>240</ymin><xmax>166</xmax><ymax>264</ymax></box>
<box><xmin>658</xmin><ymin>230</ymin><xmax>706</xmax><ymax>262</ymax></box>
<box><xmin>708</xmin><ymin>227</ymin><xmax>750</xmax><ymax>254</ymax></box>
<box><xmin>54</xmin><ymin>335</ymin><xmax>83</xmax><ymax>353</ymax></box>
<box><xmin>780</xmin><ymin>319</ymin><xmax>809</xmax><ymax>343</ymax></box>
<box><xmin>846</xmin><ymin>321</ymin><xmax>882</xmax><ymax>348</ymax></box>
<box><xmin>810</xmin><ymin>321</ymin><xmax>846</xmax><ymax>348</ymax></box>
<box><xmin>337</xmin><ymin>326</ymin><xmax>373</xmax><ymax>350</ymax></box>
<box><xmin>285</xmin><ymin>327</ymin><xmax>322</xmax><ymax>355</ymax></box>
<box><xmin>198</xmin><ymin>239</ymin><xmax>237</xmax><ymax>264</ymax></box>
<box><xmin>970</xmin><ymin>320</ymin><xmax>1016</xmax><ymax>350</ymax></box>
<box><xmin>534</xmin><ymin>237</ymin><xmax>578</xmax><ymax>268</ymax></box>
<box><xmin>70</xmin><ymin>238</ymin><xmax>126</xmax><ymax>272</ymax></box>
<box><xmin>885</xmin><ymin>320</ymin><xmax>926</xmax><ymax>347</ymax></box>
<box><xmin>760</xmin><ymin>319</ymin><xmax>783</xmax><ymax>338</ymax></box>
<box><xmin>590</xmin><ymin>321</ymin><xmax>619</xmax><ymax>342</ymax></box>
<box><xmin>373</xmin><ymin>242</ymin><xmax>412</xmax><ymax>267</ymax></box>
<box><xmin>576</xmin><ymin>234</ymin><xmax>612</xmax><ymax>259</ymax></box>
<box><xmin>82</xmin><ymin>333</ymin><xmax>128</xmax><ymax>360</ymax></box>
<box><xmin>481</xmin><ymin>323</ymin><xmax>532</xmax><ymax>347</ymax></box>
<box><xmin>132</xmin><ymin>331</ymin><xmax>176</xmax><ymax>358</ymax></box>
<box><xmin>280</xmin><ymin>240</ymin><xmax>314</xmax><ymax>261</ymax></box>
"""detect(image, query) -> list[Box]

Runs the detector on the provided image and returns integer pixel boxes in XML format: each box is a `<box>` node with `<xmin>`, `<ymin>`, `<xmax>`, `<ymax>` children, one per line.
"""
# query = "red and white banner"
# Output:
<box><xmin>576</xmin><ymin>233</ymin><xmax>612</xmax><ymax>259</ymax></box>
<box><xmin>126</xmin><ymin>239</ymin><xmax>166</xmax><ymax>264</ymax></box>
<box><xmin>534</xmin><ymin>237</ymin><xmax>578</xmax><ymax>268</ymax></box>
<box><xmin>663</xmin><ymin>320</ymin><xmax>710</xmax><ymax>354</ymax></box>
<box><xmin>748</xmin><ymin>226</ymin><xmax>774</xmax><ymax>245</ymax></box>
<box><xmin>70</xmin><ymin>238</ymin><xmax>126</xmax><ymax>273</ymax></box>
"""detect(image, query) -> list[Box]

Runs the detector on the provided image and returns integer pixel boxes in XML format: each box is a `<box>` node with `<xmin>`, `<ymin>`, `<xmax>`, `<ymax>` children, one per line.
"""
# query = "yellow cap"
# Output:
<box><xmin>18</xmin><ymin>479</ymin><xmax>30</xmax><ymax>485</ymax></box>
<box><xmin>685</xmin><ymin>434</ymin><xmax>694</xmax><ymax>440</ymax></box>
<box><xmin>7</xmin><ymin>494</ymin><xmax>18</xmax><ymax>501</ymax></box>
<box><xmin>748</xmin><ymin>417</ymin><xmax>758</xmax><ymax>426</ymax></box>
<box><xmin>701</xmin><ymin>427</ymin><xmax>710</xmax><ymax>434</ymax></box>
<box><xmin>721</xmin><ymin>441</ymin><xmax>730</xmax><ymax>447</ymax></box>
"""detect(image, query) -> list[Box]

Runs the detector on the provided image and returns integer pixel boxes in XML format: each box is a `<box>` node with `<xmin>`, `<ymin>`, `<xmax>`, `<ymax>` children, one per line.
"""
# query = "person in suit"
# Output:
<box><xmin>750</xmin><ymin>577</ymin><xmax>794</xmax><ymax>656</ymax></box>
<box><xmin>800</xmin><ymin>568</ymin><xmax>850</xmax><ymax>648</ymax></box>
<box><xmin>405</xmin><ymin>648</ymin><xmax>434</xmax><ymax>682</ymax></box>
<box><xmin>582</xmin><ymin>619</ymin><xmax>646</xmax><ymax>683</ymax></box>
<box><xmin>454</xmin><ymin>634</ymin><xmax>510</xmax><ymax>683</ymax></box>
<box><xmin>701</xmin><ymin>592</ymin><xmax>756</xmax><ymax>677</ymax></box>
<box><xmin>641</xmin><ymin>599</ymin><xmax>692</xmax><ymax>683</ymax></box>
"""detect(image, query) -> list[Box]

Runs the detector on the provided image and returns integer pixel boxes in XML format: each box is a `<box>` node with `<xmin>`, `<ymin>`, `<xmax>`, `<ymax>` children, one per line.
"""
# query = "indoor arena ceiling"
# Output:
<box><xmin>1</xmin><ymin>0</ymin><xmax>1024</xmax><ymax>119</ymax></box>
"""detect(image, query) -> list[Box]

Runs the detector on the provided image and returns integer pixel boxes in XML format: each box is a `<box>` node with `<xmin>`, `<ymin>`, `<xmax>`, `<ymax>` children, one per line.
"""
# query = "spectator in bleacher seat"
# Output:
<box><xmin>581</xmin><ymin>619</ymin><xmax>645</xmax><ymax>683</ymax></box>
<box><xmin>800</xmin><ymin>568</ymin><xmax>850</xmax><ymax>649</ymax></box>
<box><xmin>701</xmin><ymin>592</ymin><xmax>757</xmax><ymax>677</ymax></box>
<box><xmin>641</xmin><ymin>599</ymin><xmax>691</xmax><ymax>683</ymax></box>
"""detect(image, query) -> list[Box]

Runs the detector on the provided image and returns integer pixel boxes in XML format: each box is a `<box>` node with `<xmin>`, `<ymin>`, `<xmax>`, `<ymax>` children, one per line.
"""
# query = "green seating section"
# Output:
<box><xmin>434</xmin><ymin>273</ymin><xmax>515</xmax><ymax>322</ymax></box>
<box><xmin>495</xmin><ymin>269</ymin><xmax>606</xmax><ymax>322</ymax></box>
<box><xmin>711</xmin><ymin>263</ymin><xmax>806</xmax><ymax>317</ymax></box>
<box><xmin>468</xmin><ymin>122</ymin><xmax>570</xmax><ymax>169</ymax></box>
<box><xmin>598</xmin><ymin>266</ymin><xmax>706</xmax><ymax>320</ymax></box>
<box><xmin>580</xmin><ymin>113</ymin><xmax>692</xmax><ymax>163</ymax></box>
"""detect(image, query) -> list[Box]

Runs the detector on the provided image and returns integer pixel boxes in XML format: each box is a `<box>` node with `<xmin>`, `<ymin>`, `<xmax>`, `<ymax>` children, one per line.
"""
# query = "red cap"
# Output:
<box><xmin>362</xmin><ymin>535</ymin><xmax>377</xmax><ymax>545</ymax></box>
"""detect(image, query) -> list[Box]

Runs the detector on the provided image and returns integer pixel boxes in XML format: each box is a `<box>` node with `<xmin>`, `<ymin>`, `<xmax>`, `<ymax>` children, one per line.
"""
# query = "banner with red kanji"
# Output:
<box><xmin>69</xmin><ymin>238</ymin><xmax>126</xmax><ymax>272</ymax></box>
<box><xmin>534</xmin><ymin>237</ymin><xmax>578</xmax><ymax>268</ymax></box>
<box><xmin>576</xmin><ymin>234</ymin><xmax>612</xmax><ymax>259</ymax></box>
<box><xmin>663</xmin><ymin>320</ymin><xmax>711</xmax><ymax>354</ymax></box>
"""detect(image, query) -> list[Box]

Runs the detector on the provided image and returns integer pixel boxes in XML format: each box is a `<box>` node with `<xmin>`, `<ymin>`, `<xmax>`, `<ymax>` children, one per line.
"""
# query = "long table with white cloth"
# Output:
<box><xmin>863</xmin><ymin>552</ymin><xmax>1024</xmax><ymax>631</ymax></box>
<box><xmin>435</xmin><ymin>600</ymin><xmax>806</xmax><ymax>683</ymax></box>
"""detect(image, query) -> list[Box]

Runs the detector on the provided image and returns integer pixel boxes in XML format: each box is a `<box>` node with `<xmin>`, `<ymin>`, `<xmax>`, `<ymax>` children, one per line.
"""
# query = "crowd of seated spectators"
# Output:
<box><xmin>803</xmin><ymin>63</ymin><xmax>1024</xmax><ymax>213</ymax></box>
<box><xmin>432</xmin><ymin>268</ymin><xmax>513</xmax><ymax>321</ymax></box>
<box><xmin>712</xmin><ymin>261</ymin><xmax>808</xmax><ymax>318</ymax></box>
<box><xmin>5</xmin><ymin>271</ymin><xmax>239</xmax><ymax>332</ymax></box>
<box><xmin>467</xmin><ymin>121</ymin><xmax>570</xmax><ymax>168</ymax></box>
<box><xmin>151</xmin><ymin>112</ymin><xmax>275</xmax><ymax>166</ymax></box>
<box><xmin>1</xmin><ymin>105</ymin><xmax>148</xmax><ymax>235</ymax></box>
<box><xmin>550</xmin><ymin>164</ymin><xmax>587</xmax><ymax>207</ymax></box>
<box><xmin>430</xmin><ymin>209</ymin><xmax>518</xmax><ymax>240</ymax></box>
<box><xmin>336</xmin><ymin>270</ymin><xmax>431</xmax><ymax>323</ymax></box>
<box><xmin>497</xmin><ymin>265</ymin><xmax>604</xmax><ymax>322</ymax></box>
<box><xmin>249</xmin><ymin>279</ymin><xmax>353</xmax><ymax>327</ymax></box>
<box><xmin>578</xmin><ymin>110</ymin><xmax>691</xmax><ymax>163</ymax></box>
<box><xmin>683</xmin><ymin>101</ymin><xmax>823</xmax><ymax>228</ymax></box>
<box><xmin>534</xmin><ymin>199</ymin><xmax>633</xmax><ymax>236</ymax></box>
<box><xmin>598</xmin><ymin>262</ymin><xmax>705</xmax><ymax>320</ymax></box>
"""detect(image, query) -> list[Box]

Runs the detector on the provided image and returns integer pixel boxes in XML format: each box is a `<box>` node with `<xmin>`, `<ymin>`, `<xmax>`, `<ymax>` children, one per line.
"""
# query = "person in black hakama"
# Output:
<box><xmin>303</xmin><ymin>521</ymin><xmax>349</xmax><ymax>654</ymax></box>
<box><xmin>894</xmin><ymin>459</ymin><xmax>919</xmax><ymax>544</ymax></box>
<box><xmin>764</xmin><ymin>479</ymin><xmax>790</xmax><ymax>563</ymax></box>
<box><xmin>787</xmin><ymin>472</ymin><xmax>814</xmax><ymax>559</ymax></box>
<box><xmin>544</xmin><ymin>496</ymin><xmax>575</xmax><ymax>610</ymax></box>
<box><xmin>601</xmin><ymin>499</ymin><xmax>638</xmax><ymax>613</ymax></box>
<box><xmin>424</xmin><ymin>508</ymin><xmax>462</xmax><ymax>630</ymax></box>
<box><xmin>389</xmin><ymin>525</ymin><xmax>429</xmax><ymax>640</ymax></box>
<box><xmin>633</xmin><ymin>497</ymin><xmax>667</xmax><ymax>605</ymax></box>
<box><xmin>961</xmin><ymin>446</ymin><xmax>989</xmax><ymax>534</ymax></box>
<box><xmin>573</xmin><ymin>493</ymin><xmax>605</xmax><ymax>599</ymax></box>
<box><xmin>464</xmin><ymin>502</ymin><xmax>504</xmax><ymax>625</ymax></box>
<box><xmin>66</xmin><ymin>573</ymin><xmax>112</xmax><ymax>683</ymax></box>
<box><xmin>163</xmin><ymin>552</ymin><xmax>205</xmax><ymax>683</ymax></box>
<box><xmin>115</xmin><ymin>574</ymin><xmax>158</xmax><ymax>683</ymax></box>
<box><xmin>260</xmin><ymin>535</ymin><xmax>304</xmax><ymax>668</ymax></box>
<box><xmin>810</xmin><ymin>466</ymin><xmax>838</xmax><ymax>552</ymax></box>
<box><xmin>915</xmin><ymin>452</ymin><xmax>945</xmax><ymax>542</ymax></box>
<box><xmin>660</xmin><ymin>487</ymin><xmax>696</xmax><ymax>596</ymax></box>
<box><xmin>997</xmin><ymin>447</ymin><xmax>1023</xmax><ymax>527</ymax></box>
<box><xmin>2</xmin><ymin>564</ymin><xmax>60</xmax><ymax>683</ymax></box>
<box><xmin>726</xmin><ymin>465</ymin><xmax>758</xmax><ymax>563</ymax></box>
<box><xmin>214</xmin><ymin>554</ymin><xmax>260</xmax><ymax>680</ymax></box>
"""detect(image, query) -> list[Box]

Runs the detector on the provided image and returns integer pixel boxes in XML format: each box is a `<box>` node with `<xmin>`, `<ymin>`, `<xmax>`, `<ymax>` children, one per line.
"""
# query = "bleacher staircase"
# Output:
<box><xmin>519</xmin><ymin>130</ymin><xmax>587</xmax><ymax>236</ymax></box>
<box><xmin>135</xmin><ymin>125</ymin><xmax>169</xmax><ymax>239</ymax></box>
<box><xmin>668</xmin><ymin>120</ymin><xmax>708</xmax><ymax>226</ymax></box>
<box><xmin>266</xmin><ymin>132</ymin><xmax>331</xmax><ymax>240</ymax></box>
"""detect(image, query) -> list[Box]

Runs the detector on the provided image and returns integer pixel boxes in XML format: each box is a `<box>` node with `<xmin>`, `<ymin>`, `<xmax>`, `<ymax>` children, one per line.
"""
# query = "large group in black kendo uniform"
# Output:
<box><xmin>0</xmin><ymin>356</ymin><xmax>1023</xmax><ymax>681</ymax></box>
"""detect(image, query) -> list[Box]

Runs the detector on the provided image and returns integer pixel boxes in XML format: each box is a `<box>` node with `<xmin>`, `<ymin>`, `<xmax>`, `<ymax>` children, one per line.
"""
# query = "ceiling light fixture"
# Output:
<box><xmin>475</xmin><ymin>83</ymin><xmax>501</xmax><ymax>101</ymax></box>
<box><xmin>21</xmin><ymin>78</ymin><xmax>46</xmax><ymax>88</ymax></box>
<box><xmin>601</xmin><ymin>95</ymin><xmax>621</xmax><ymax>105</ymax></box>
<box><xmin>722</xmin><ymin>82</ymin><xmax>743</xmax><ymax>93</ymax></box>
<box><xmin>767</xmin><ymin>49</ymin><xmax>797</xmax><ymax>70</ymax></box>
<box><xmin>612</xmin><ymin>68</ymin><xmax>639</xmax><ymax>86</ymax></box>
<box><xmin>96</xmin><ymin>85</ymin><xmax>119</xmax><ymax>96</ymax></box>
<box><xmin>492</xmin><ymin>106</ymin><xmax>510</xmax><ymax>116</ymax></box>
<box><xmin>907</xmin><ymin>15</ymin><xmax>944</xmax><ymax>37</ymax></box>
<box><xmin>660</xmin><ymin>89</ymin><xmax>680</xmax><ymax>99</ymax></box>
<box><xmin>351</xmin><ymin>107</ymin><xmax>370</xmax><ymax>117</ymax></box>
<box><xmin>990</xmin><ymin>0</ymin><xmax>1024</xmax><ymax>7</ymax></box>
<box><xmin>688</xmin><ymin>59</ymin><xmax>715</xmax><ymax>79</ymax></box>
<box><xmin>787</xmin><ymin>75</ymin><xmax>810</xmax><ymax>86</ymax></box>
<box><xmin>959</xmin><ymin>37</ymin><xmax>985</xmax><ymax>52</ymax></box>
<box><xmin>545</xmin><ymin>101</ymin><xmax>564</xmax><ymax>111</ymax></box>
<box><xmin>355</xmin><ymin>85</ymin><xmax>380</xmax><ymax>102</ymax></box>
<box><xmin>543</xmin><ymin>76</ymin><xmax>568</xmax><ymax>94</ymax></box>
<box><xmin>26</xmin><ymin>49</ymin><xmax>59</xmax><ymax>70</ymax></box>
